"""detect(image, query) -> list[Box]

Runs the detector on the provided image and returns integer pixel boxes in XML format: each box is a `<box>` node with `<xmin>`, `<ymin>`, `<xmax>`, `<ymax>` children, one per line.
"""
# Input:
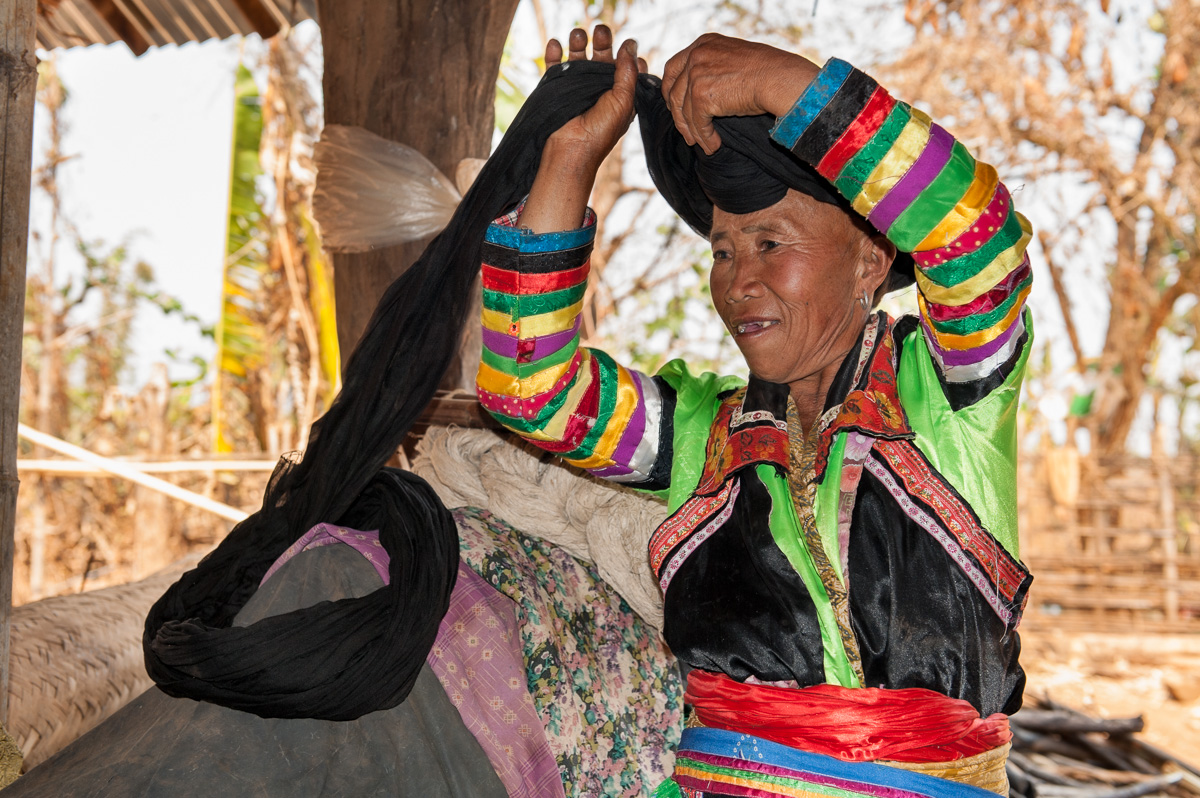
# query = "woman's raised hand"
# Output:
<box><xmin>519</xmin><ymin>26</ymin><xmax>644</xmax><ymax>235</ymax></box>
<box><xmin>543</xmin><ymin>25</ymin><xmax>645</xmax><ymax>174</ymax></box>
<box><xmin>661</xmin><ymin>33</ymin><xmax>820</xmax><ymax>155</ymax></box>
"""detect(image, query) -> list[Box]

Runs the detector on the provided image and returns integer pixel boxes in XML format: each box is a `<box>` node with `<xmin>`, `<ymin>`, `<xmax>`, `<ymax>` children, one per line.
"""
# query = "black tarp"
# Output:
<box><xmin>8</xmin><ymin>544</ymin><xmax>508</xmax><ymax>797</ymax></box>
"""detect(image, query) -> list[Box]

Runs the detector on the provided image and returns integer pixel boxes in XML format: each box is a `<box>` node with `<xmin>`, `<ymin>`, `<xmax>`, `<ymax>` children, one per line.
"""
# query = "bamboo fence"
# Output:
<box><xmin>1020</xmin><ymin>449</ymin><xmax>1200</xmax><ymax>633</ymax></box>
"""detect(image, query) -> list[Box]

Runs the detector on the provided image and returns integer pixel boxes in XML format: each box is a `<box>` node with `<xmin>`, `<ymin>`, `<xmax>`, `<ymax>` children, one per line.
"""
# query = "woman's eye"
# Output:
<box><xmin>712</xmin><ymin>249</ymin><xmax>731</xmax><ymax>261</ymax></box>
<box><xmin>761</xmin><ymin>240</ymin><xmax>780</xmax><ymax>251</ymax></box>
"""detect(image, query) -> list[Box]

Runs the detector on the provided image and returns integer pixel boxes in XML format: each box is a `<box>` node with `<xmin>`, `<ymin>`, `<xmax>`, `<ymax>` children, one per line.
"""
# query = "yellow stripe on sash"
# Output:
<box><xmin>671</xmin><ymin>765</ymin><xmax>816</xmax><ymax>798</ymax></box>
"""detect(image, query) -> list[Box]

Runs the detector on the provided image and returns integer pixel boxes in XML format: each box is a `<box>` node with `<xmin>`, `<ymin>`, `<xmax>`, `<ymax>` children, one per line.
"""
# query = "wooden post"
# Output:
<box><xmin>316</xmin><ymin>0</ymin><xmax>521</xmax><ymax>387</ymax></box>
<box><xmin>1157</xmin><ymin>465</ymin><xmax>1180</xmax><ymax>623</ymax></box>
<box><xmin>0</xmin><ymin>0</ymin><xmax>39</xmax><ymax>725</ymax></box>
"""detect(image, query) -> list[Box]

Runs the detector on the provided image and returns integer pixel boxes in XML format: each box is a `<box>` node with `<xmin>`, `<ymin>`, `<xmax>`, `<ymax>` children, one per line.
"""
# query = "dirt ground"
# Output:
<box><xmin>1018</xmin><ymin>626</ymin><xmax>1200</xmax><ymax>766</ymax></box>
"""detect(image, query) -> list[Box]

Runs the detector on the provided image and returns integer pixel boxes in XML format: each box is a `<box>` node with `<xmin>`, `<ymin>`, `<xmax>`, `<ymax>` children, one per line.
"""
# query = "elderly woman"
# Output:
<box><xmin>477</xmin><ymin>26</ymin><xmax>1032</xmax><ymax>798</ymax></box>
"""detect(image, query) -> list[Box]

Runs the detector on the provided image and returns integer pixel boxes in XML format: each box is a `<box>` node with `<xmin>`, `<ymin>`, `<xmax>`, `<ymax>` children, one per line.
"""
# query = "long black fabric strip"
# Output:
<box><xmin>144</xmin><ymin>60</ymin><xmax>915</xmax><ymax>721</ymax></box>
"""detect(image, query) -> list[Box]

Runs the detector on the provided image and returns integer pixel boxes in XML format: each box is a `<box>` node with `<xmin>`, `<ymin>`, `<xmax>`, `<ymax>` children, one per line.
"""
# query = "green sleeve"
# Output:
<box><xmin>895</xmin><ymin>311</ymin><xmax>1033</xmax><ymax>557</ymax></box>
<box><xmin>654</xmin><ymin>359</ymin><xmax>745</xmax><ymax>513</ymax></box>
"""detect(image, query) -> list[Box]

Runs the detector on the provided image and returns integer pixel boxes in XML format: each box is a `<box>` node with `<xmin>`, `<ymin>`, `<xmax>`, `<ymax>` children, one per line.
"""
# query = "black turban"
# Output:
<box><xmin>144</xmin><ymin>59</ymin><xmax>911</xmax><ymax>722</ymax></box>
<box><xmin>635</xmin><ymin>70</ymin><xmax>915</xmax><ymax>289</ymax></box>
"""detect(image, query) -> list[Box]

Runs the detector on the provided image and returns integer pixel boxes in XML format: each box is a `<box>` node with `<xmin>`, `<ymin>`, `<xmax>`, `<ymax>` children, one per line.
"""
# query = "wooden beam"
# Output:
<box><xmin>81</xmin><ymin>0</ymin><xmax>151</xmax><ymax>55</ymax></box>
<box><xmin>16</xmin><ymin>458</ymin><xmax>279</xmax><ymax>475</ymax></box>
<box><xmin>17</xmin><ymin>425</ymin><xmax>250</xmax><ymax>523</ymax></box>
<box><xmin>228</xmin><ymin>0</ymin><xmax>281</xmax><ymax>38</ymax></box>
<box><xmin>0</xmin><ymin>0</ymin><xmax>38</xmax><ymax>728</ymax></box>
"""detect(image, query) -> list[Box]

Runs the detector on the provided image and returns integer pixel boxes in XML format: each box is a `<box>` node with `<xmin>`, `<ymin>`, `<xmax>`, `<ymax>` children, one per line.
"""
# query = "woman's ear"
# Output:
<box><xmin>859</xmin><ymin>232</ymin><xmax>896</xmax><ymax>299</ymax></box>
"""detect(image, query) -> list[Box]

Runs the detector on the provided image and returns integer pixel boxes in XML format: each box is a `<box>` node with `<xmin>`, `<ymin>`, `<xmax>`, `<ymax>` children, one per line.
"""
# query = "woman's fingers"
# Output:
<box><xmin>660</xmin><ymin>41</ymin><xmax>690</xmax><ymax>101</ymax></box>
<box><xmin>612</xmin><ymin>39</ymin><xmax>638</xmax><ymax>112</ymax></box>
<box><xmin>683</xmin><ymin>83</ymin><xmax>722</xmax><ymax>155</ymax></box>
<box><xmin>567</xmin><ymin>27</ymin><xmax>588</xmax><ymax>60</ymax></box>
<box><xmin>662</xmin><ymin>33</ymin><xmax>820</xmax><ymax>146</ymax></box>
<box><xmin>591</xmin><ymin>24</ymin><xmax>614</xmax><ymax>62</ymax></box>
<box><xmin>580</xmin><ymin>38</ymin><xmax>638</xmax><ymax>137</ymax></box>
<box><xmin>665</xmin><ymin>61</ymin><xmax>697</xmax><ymax>147</ymax></box>
<box><xmin>540</xmin><ymin>25</ymin><xmax>640</xmax><ymax>169</ymax></box>
<box><xmin>664</xmin><ymin>39</ymin><xmax>717</xmax><ymax>152</ymax></box>
<box><xmin>545</xmin><ymin>38</ymin><xmax>562</xmax><ymax>67</ymax></box>
<box><xmin>678</xmin><ymin>67</ymin><xmax>723</xmax><ymax>154</ymax></box>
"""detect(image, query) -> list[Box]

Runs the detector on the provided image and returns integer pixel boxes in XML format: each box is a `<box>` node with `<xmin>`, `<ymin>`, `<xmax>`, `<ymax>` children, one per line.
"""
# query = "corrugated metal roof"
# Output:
<box><xmin>36</xmin><ymin>0</ymin><xmax>315</xmax><ymax>54</ymax></box>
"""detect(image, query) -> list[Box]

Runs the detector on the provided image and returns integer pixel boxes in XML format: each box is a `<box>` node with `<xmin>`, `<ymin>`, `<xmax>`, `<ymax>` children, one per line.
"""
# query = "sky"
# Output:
<box><xmin>27</xmin><ymin>34</ymin><xmax>248</xmax><ymax>384</ymax></box>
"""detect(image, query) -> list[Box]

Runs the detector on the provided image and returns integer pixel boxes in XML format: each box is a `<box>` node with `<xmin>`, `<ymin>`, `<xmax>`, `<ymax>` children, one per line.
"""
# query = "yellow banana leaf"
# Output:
<box><xmin>213</xmin><ymin>62</ymin><xmax>268</xmax><ymax>453</ymax></box>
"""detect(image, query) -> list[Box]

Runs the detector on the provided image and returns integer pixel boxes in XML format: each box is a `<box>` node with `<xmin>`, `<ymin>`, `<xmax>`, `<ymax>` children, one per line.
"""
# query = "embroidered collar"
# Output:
<box><xmin>693</xmin><ymin>313</ymin><xmax>914</xmax><ymax>494</ymax></box>
<box><xmin>814</xmin><ymin>312</ymin><xmax>914</xmax><ymax>475</ymax></box>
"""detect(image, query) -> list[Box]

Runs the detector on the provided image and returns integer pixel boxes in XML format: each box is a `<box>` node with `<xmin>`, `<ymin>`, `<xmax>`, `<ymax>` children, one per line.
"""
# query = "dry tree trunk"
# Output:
<box><xmin>317</xmin><ymin>0</ymin><xmax>522</xmax><ymax>389</ymax></box>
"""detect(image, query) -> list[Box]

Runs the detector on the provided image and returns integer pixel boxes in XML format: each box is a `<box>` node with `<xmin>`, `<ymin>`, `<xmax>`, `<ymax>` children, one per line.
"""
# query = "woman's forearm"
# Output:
<box><xmin>517</xmin><ymin>138</ymin><xmax>600</xmax><ymax>234</ymax></box>
<box><xmin>475</xmin><ymin>205</ymin><xmax>667</xmax><ymax>485</ymax></box>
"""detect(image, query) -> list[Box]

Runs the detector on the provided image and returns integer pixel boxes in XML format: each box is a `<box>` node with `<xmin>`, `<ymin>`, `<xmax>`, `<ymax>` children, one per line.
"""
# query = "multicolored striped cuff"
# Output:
<box><xmin>477</xmin><ymin>207</ymin><xmax>666</xmax><ymax>484</ymax></box>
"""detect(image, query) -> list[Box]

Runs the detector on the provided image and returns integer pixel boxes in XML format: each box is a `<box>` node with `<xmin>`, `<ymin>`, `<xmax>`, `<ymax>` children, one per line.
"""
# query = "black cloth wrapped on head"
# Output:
<box><xmin>143</xmin><ymin>59</ymin><xmax>911</xmax><ymax>722</ymax></box>
<box><xmin>636</xmin><ymin>69</ymin><xmax>915</xmax><ymax>289</ymax></box>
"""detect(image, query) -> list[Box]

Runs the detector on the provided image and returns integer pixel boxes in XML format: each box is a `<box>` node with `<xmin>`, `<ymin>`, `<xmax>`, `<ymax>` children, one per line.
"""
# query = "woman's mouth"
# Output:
<box><xmin>734</xmin><ymin>320</ymin><xmax>780</xmax><ymax>336</ymax></box>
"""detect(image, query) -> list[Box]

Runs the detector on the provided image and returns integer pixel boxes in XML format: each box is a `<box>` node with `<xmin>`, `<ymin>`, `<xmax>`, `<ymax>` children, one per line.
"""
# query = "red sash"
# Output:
<box><xmin>685</xmin><ymin>670</ymin><xmax>1011</xmax><ymax>763</ymax></box>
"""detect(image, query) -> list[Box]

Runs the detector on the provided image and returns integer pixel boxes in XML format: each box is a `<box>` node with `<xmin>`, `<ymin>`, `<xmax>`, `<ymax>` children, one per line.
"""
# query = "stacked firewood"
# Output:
<box><xmin>1009</xmin><ymin>696</ymin><xmax>1200</xmax><ymax>798</ymax></box>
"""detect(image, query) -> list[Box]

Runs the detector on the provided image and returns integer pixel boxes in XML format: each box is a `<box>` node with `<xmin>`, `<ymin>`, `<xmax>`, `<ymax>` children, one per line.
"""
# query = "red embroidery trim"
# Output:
<box><xmin>816</xmin><ymin>324</ymin><xmax>912</xmax><ymax>478</ymax></box>
<box><xmin>694</xmin><ymin>391</ymin><xmax>788</xmax><ymax>496</ymax></box>
<box><xmin>649</xmin><ymin>480</ymin><xmax>736</xmax><ymax>576</ymax></box>
<box><xmin>873</xmin><ymin>438</ymin><xmax>1028</xmax><ymax>606</ymax></box>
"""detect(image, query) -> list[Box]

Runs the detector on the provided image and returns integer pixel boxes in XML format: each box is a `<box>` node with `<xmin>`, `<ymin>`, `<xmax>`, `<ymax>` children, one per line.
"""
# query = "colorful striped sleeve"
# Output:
<box><xmin>475</xmin><ymin>205</ymin><xmax>673</xmax><ymax>487</ymax></box>
<box><xmin>770</xmin><ymin>58</ymin><xmax>1032</xmax><ymax>390</ymax></box>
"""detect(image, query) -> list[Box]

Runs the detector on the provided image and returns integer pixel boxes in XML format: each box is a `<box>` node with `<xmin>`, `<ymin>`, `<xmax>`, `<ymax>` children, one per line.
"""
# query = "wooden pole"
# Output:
<box><xmin>17</xmin><ymin>424</ymin><xmax>250</xmax><ymax>523</ymax></box>
<box><xmin>15</xmin><ymin>459</ymin><xmax>279</xmax><ymax>475</ymax></box>
<box><xmin>0</xmin><ymin>0</ymin><xmax>38</xmax><ymax>726</ymax></box>
<box><xmin>316</xmin><ymin>0</ymin><xmax>520</xmax><ymax>388</ymax></box>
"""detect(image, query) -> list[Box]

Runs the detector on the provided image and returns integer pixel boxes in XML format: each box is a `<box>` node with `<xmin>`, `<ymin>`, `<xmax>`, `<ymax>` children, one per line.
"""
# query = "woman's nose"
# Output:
<box><xmin>724</xmin><ymin>260</ymin><xmax>766</xmax><ymax>303</ymax></box>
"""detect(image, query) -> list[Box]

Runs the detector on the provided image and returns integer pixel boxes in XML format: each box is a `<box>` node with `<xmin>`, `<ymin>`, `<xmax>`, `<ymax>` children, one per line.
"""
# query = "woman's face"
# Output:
<box><xmin>709</xmin><ymin>189</ymin><xmax>889</xmax><ymax>390</ymax></box>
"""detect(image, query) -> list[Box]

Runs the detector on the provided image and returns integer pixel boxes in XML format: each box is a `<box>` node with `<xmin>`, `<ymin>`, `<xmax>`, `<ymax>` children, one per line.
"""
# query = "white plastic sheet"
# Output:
<box><xmin>312</xmin><ymin>124</ymin><xmax>462</xmax><ymax>252</ymax></box>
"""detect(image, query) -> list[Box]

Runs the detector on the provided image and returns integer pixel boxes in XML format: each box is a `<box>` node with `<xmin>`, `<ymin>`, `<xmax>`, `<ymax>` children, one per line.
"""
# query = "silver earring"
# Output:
<box><xmin>857</xmin><ymin>289</ymin><xmax>870</xmax><ymax>309</ymax></box>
